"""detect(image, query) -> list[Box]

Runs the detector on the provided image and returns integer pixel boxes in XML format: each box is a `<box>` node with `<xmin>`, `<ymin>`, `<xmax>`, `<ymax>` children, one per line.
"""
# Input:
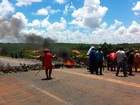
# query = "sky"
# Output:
<box><xmin>0</xmin><ymin>0</ymin><xmax>140</xmax><ymax>44</ymax></box>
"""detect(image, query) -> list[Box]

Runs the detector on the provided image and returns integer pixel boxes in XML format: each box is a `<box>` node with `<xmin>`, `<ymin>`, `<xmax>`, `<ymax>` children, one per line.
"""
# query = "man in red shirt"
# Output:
<box><xmin>41</xmin><ymin>48</ymin><xmax>56</xmax><ymax>79</ymax></box>
<box><xmin>109</xmin><ymin>51</ymin><xmax>117</xmax><ymax>71</ymax></box>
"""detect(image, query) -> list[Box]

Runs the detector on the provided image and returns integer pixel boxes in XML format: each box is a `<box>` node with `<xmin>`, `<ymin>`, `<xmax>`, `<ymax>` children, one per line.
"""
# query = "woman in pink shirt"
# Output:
<box><xmin>134</xmin><ymin>50</ymin><xmax>140</xmax><ymax>72</ymax></box>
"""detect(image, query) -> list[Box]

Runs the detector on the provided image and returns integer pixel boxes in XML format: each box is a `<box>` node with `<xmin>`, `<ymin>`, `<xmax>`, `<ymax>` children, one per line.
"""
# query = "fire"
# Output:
<box><xmin>65</xmin><ymin>60</ymin><xmax>76</xmax><ymax>66</ymax></box>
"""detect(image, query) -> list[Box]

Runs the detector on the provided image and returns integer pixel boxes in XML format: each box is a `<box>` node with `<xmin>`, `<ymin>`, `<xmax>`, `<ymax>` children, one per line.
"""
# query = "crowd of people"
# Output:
<box><xmin>88</xmin><ymin>46</ymin><xmax>140</xmax><ymax>77</ymax></box>
<box><xmin>88</xmin><ymin>46</ymin><xmax>104</xmax><ymax>75</ymax></box>
<box><xmin>39</xmin><ymin>46</ymin><xmax>140</xmax><ymax>79</ymax></box>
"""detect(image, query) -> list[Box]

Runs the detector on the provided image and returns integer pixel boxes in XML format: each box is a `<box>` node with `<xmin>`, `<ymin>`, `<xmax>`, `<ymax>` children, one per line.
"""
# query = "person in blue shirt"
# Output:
<box><xmin>89</xmin><ymin>46</ymin><xmax>96</xmax><ymax>74</ymax></box>
<box><xmin>95</xmin><ymin>46</ymin><xmax>104</xmax><ymax>75</ymax></box>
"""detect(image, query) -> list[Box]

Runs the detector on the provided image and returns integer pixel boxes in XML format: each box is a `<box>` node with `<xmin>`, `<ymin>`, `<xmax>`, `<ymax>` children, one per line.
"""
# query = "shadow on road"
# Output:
<box><xmin>41</xmin><ymin>78</ymin><xmax>55</xmax><ymax>81</ymax></box>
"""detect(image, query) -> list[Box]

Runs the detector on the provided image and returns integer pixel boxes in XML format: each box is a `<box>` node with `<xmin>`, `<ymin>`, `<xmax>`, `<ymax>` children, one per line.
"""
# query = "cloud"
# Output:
<box><xmin>132</xmin><ymin>1</ymin><xmax>140</xmax><ymax>11</ymax></box>
<box><xmin>1</xmin><ymin>0</ymin><xmax>140</xmax><ymax>44</ymax></box>
<box><xmin>36</xmin><ymin>8</ymin><xmax>49</xmax><ymax>15</ymax></box>
<box><xmin>63</xmin><ymin>3</ymin><xmax>75</xmax><ymax>15</ymax></box>
<box><xmin>28</xmin><ymin>19</ymin><xmax>41</xmax><ymax>28</ymax></box>
<box><xmin>64</xmin><ymin>4</ymin><xmax>70</xmax><ymax>15</ymax></box>
<box><xmin>16</xmin><ymin>0</ymin><xmax>42</xmax><ymax>7</ymax></box>
<box><xmin>127</xmin><ymin>21</ymin><xmax>140</xmax><ymax>34</ymax></box>
<box><xmin>24</xmin><ymin>20</ymin><xmax>140</xmax><ymax>44</ymax></box>
<box><xmin>132</xmin><ymin>1</ymin><xmax>140</xmax><ymax>15</ymax></box>
<box><xmin>24</xmin><ymin>17</ymin><xmax>140</xmax><ymax>44</ymax></box>
<box><xmin>55</xmin><ymin>0</ymin><xmax>66</xmax><ymax>4</ymax></box>
<box><xmin>71</xmin><ymin>0</ymin><xmax>108</xmax><ymax>28</ymax></box>
<box><xmin>28</xmin><ymin>16</ymin><xmax>67</xmax><ymax>31</ymax></box>
<box><xmin>42</xmin><ymin>17</ymin><xmax>67</xmax><ymax>32</ymax></box>
<box><xmin>35</xmin><ymin>6</ymin><xmax>60</xmax><ymax>16</ymax></box>
<box><xmin>0</xmin><ymin>0</ymin><xmax>15</xmax><ymax>19</ymax></box>
<box><xmin>108</xmin><ymin>20</ymin><xmax>122</xmax><ymax>31</ymax></box>
<box><xmin>134</xmin><ymin>12</ymin><xmax>139</xmax><ymax>16</ymax></box>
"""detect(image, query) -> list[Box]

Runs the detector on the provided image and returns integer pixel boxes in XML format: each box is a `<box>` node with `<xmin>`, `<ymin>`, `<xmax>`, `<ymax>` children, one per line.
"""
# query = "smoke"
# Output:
<box><xmin>0</xmin><ymin>1</ymin><xmax>57</xmax><ymax>44</ymax></box>
<box><xmin>0</xmin><ymin>12</ymin><xmax>56</xmax><ymax>45</ymax></box>
<box><xmin>43</xmin><ymin>37</ymin><xmax>56</xmax><ymax>48</ymax></box>
<box><xmin>24</xmin><ymin>33</ymin><xmax>44</xmax><ymax>44</ymax></box>
<box><xmin>0</xmin><ymin>12</ymin><xmax>27</xmax><ymax>42</ymax></box>
<box><xmin>24</xmin><ymin>33</ymin><xmax>56</xmax><ymax>48</ymax></box>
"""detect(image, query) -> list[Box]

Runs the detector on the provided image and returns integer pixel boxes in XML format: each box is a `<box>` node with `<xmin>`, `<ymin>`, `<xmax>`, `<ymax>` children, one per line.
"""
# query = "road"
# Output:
<box><xmin>0</xmin><ymin>57</ymin><xmax>40</xmax><ymax>67</ymax></box>
<box><xmin>0</xmin><ymin>57</ymin><xmax>140</xmax><ymax>105</ymax></box>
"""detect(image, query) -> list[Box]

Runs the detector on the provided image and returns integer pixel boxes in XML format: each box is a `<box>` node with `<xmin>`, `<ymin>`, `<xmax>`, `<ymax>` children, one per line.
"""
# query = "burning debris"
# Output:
<box><xmin>65</xmin><ymin>59</ymin><xmax>76</xmax><ymax>67</ymax></box>
<box><xmin>0</xmin><ymin>62</ymin><xmax>42</xmax><ymax>74</ymax></box>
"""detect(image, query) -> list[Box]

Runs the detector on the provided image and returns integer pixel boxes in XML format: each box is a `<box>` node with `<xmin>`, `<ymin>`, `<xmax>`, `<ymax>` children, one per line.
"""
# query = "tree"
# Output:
<box><xmin>0</xmin><ymin>47</ymin><xmax>9</xmax><ymax>55</ymax></box>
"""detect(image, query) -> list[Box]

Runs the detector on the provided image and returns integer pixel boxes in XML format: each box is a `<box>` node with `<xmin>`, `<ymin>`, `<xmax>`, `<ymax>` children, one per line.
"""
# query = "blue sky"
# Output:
<box><xmin>0</xmin><ymin>0</ymin><xmax>140</xmax><ymax>44</ymax></box>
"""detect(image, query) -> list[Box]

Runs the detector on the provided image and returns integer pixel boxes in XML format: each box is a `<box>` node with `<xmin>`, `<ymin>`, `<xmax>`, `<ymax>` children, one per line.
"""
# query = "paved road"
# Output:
<box><xmin>0</xmin><ymin>57</ymin><xmax>140</xmax><ymax>105</ymax></box>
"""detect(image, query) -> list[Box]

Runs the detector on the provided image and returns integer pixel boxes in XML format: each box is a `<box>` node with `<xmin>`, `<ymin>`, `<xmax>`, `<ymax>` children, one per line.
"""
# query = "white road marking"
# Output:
<box><xmin>30</xmin><ymin>84</ymin><xmax>73</xmax><ymax>105</ymax></box>
<box><xmin>57</xmin><ymin>69</ymin><xmax>140</xmax><ymax>88</ymax></box>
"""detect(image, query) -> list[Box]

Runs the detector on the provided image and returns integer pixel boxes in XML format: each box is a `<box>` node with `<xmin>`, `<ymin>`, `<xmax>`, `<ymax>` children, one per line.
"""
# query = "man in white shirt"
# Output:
<box><xmin>116</xmin><ymin>46</ymin><xmax>127</xmax><ymax>77</ymax></box>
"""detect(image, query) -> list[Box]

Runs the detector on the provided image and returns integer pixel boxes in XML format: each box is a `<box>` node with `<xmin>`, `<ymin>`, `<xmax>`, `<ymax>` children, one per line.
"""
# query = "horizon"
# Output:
<box><xmin>0</xmin><ymin>42</ymin><xmax>140</xmax><ymax>45</ymax></box>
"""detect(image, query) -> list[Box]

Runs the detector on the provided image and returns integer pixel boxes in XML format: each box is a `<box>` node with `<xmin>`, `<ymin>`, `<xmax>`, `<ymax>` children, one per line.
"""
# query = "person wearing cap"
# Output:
<box><xmin>88</xmin><ymin>46</ymin><xmax>96</xmax><ymax>74</ymax></box>
<box><xmin>41</xmin><ymin>48</ymin><xmax>56</xmax><ymax>79</ymax></box>
<box><xmin>95</xmin><ymin>46</ymin><xmax>104</xmax><ymax>75</ymax></box>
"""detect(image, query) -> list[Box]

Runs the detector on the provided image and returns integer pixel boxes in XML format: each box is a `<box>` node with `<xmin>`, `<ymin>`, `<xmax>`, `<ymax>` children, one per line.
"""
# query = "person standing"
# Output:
<box><xmin>109</xmin><ymin>50</ymin><xmax>117</xmax><ymax>71</ymax></box>
<box><xmin>41</xmin><ymin>48</ymin><xmax>56</xmax><ymax>79</ymax></box>
<box><xmin>95</xmin><ymin>46</ymin><xmax>104</xmax><ymax>75</ymax></box>
<box><xmin>116</xmin><ymin>47</ymin><xmax>127</xmax><ymax>77</ymax></box>
<box><xmin>106</xmin><ymin>54</ymin><xmax>110</xmax><ymax>71</ymax></box>
<box><xmin>134</xmin><ymin>50</ymin><xmax>140</xmax><ymax>72</ymax></box>
<box><xmin>127</xmin><ymin>49</ymin><xmax>134</xmax><ymax>76</ymax></box>
<box><xmin>89</xmin><ymin>46</ymin><xmax>96</xmax><ymax>74</ymax></box>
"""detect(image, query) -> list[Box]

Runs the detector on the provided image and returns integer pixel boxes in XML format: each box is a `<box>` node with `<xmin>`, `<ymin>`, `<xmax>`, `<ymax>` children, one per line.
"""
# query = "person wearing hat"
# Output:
<box><xmin>88</xmin><ymin>46</ymin><xmax>96</xmax><ymax>74</ymax></box>
<box><xmin>95</xmin><ymin>46</ymin><xmax>104</xmax><ymax>75</ymax></box>
<box><xmin>41</xmin><ymin>48</ymin><xmax>56</xmax><ymax>79</ymax></box>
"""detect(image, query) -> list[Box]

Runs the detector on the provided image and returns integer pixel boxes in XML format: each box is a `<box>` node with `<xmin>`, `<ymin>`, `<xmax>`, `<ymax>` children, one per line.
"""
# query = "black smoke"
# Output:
<box><xmin>43</xmin><ymin>37</ymin><xmax>56</xmax><ymax>48</ymax></box>
<box><xmin>24</xmin><ymin>33</ymin><xmax>56</xmax><ymax>48</ymax></box>
<box><xmin>24</xmin><ymin>33</ymin><xmax>44</xmax><ymax>44</ymax></box>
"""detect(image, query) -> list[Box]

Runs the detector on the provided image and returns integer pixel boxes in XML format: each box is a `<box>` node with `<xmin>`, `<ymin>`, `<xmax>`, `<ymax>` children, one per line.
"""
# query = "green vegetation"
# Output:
<box><xmin>0</xmin><ymin>43</ymin><xmax>140</xmax><ymax>60</ymax></box>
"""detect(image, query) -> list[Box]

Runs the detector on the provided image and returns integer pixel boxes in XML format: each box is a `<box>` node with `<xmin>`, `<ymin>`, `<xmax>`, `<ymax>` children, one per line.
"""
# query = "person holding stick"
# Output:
<box><xmin>41</xmin><ymin>48</ymin><xmax>56</xmax><ymax>79</ymax></box>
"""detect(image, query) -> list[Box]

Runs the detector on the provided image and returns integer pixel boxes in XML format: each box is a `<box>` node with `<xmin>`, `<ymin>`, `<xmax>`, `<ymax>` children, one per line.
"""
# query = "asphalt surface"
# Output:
<box><xmin>0</xmin><ymin>57</ymin><xmax>140</xmax><ymax>105</ymax></box>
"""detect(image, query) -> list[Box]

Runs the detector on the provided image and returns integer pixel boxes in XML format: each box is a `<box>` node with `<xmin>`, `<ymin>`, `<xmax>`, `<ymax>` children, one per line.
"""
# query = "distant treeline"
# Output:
<box><xmin>0</xmin><ymin>42</ymin><xmax>140</xmax><ymax>59</ymax></box>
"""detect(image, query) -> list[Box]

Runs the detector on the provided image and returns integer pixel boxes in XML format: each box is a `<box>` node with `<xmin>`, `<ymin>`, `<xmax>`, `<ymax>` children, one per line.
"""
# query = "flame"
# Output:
<box><xmin>65</xmin><ymin>60</ymin><xmax>76</xmax><ymax>66</ymax></box>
